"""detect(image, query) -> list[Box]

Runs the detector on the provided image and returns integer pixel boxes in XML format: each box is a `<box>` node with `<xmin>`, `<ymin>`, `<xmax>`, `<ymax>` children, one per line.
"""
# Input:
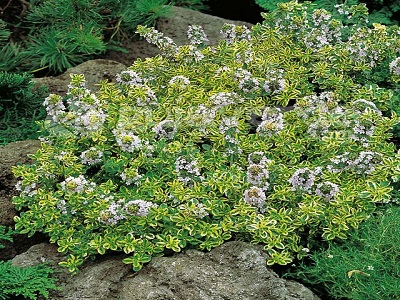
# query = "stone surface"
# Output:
<box><xmin>33</xmin><ymin>59</ymin><xmax>127</xmax><ymax>96</ymax></box>
<box><xmin>11</xmin><ymin>241</ymin><xmax>320</xmax><ymax>300</ymax></box>
<box><xmin>103</xmin><ymin>5</ymin><xmax>254</xmax><ymax>67</ymax></box>
<box><xmin>0</xmin><ymin>139</ymin><xmax>46</xmax><ymax>260</ymax></box>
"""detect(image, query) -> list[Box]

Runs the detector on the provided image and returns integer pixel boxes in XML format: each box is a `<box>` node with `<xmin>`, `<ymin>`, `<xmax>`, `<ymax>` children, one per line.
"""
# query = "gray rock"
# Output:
<box><xmin>119</xmin><ymin>241</ymin><xmax>319</xmax><ymax>300</ymax></box>
<box><xmin>33</xmin><ymin>59</ymin><xmax>127</xmax><ymax>96</ymax></box>
<box><xmin>12</xmin><ymin>242</ymin><xmax>319</xmax><ymax>300</ymax></box>
<box><xmin>103</xmin><ymin>5</ymin><xmax>255</xmax><ymax>66</ymax></box>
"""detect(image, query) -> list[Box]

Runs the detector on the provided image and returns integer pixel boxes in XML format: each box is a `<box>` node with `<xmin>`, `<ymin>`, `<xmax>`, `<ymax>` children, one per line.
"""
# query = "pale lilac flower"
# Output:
<box><xmin>153</xmin><ymin>120</ymin><xmax>177</xmax><ymax>140</ymax></box>
<box><xmin>210</xmin><ymin>92</ymin><xmax>242</xmax><ymax>109</ymax></box>
<box><xmin>244</xmin><ymin>186</ymin><xmax>266</xmax><ymax>212</ymax></box>
<box><xmin>15</xmin><ymin>181</ymin><xmax>37</xmax><ymax>197</ymax></box>
<box><xmin>247</xmin><ymin>164</ymin><xmax>270</xmax><ymax>190</ymax></box>
<box><xmin>220</xmin><ymin>23</ymin><xmax>251</xmax><ymax>44</ymax></box>
<box><xmin>235</xmin><ymin>68</ymin><xmax>260</xmax><ymax>93</ymax></box>
<box><xmin>389</xmin><ymin>57</ymin><xmax>400</xmax><ymax>75</ymax></box>
<box><xmin>187</xmin><ymin>24</ymin><xmax>209</xmax><ymax>45</ymax></box>
<box><xmin>289</xmin><ymin>168</ymin><xmax>317</xmax><ymax>194</ymax></box>
<box><xmin>120</xmin><ymin>170</ymin><xmax>142</xmax><ymax>186</ymax></box>
<box><xmin>124</xmin><ymin>200</ymin><xmax>158</xmax><ymax>217</ymax></box>
<box><xmin>98</xmin><ymin>199</ymin><xmax>126</xmax><ymax>225</ymax></box>
<box><xmin>179</xmin><ymin>200</ymin><xmax>209</xmax><ymax>219</ymax></box>
<box><xmin>80</xmin><ymin>147</ymin><xmax>103</xmax><ymax>165</ymax></box>
<box><xmin>132</xmin><ymin>85</ymin><xmax>158</xmax><ymax>107</ymax></box>
<box><xmin>256</xmin><ymin>107</ymin><xmax>284</xmax><ymax>137</ymax></box>
<box><xmin>315</xmin><ymin>181</ymin><xmax>340</xmax><ymax>201</ymax></box>
<box><xmin>116</xmin><ymin>70</ymin><xmax>144</xmax><ymax>85</ymax></box>
<box><xmin>57</xmin><ymin>199</ymin><xmax>69</xmax><ymax>215</ymax></box>
<box><xmin>350</xmin><ymin>119</ymin><xmax>375</xmax><ymax>146</ymax></box>
<box><xmin>263</xmin><ymin>69</ymin><xmax>285</xmax><ymax>94</ymax></box>
<box><xmin>112</xmin><ymin>129</ymin><xmax>142</xmax><ymax>153</ymax></box>
<box><xmin>219</xmin><ymin>117</ymin><xmax>239</xmax><ymax>134</ymax></box>
<box><xmin>168</xmin><ymin>75</ymin><xmax>190</xmax><ymax>88</ymax></box>
<box><xmin>139</xmin><ymin>27</ymin><xmax>178</xmax><ymax>56</ymax></box>
<box><xmin>78</xmin><ymin>109</ymin><xmax>107</xmax><ymax>132</ymax></box>
<box><xmin>175</xmin><ymin>156</ymin><xmax>203</xmax><ymax>186</ymax></box>
<box><xmin>60</xmin><ymin>175</ymin><xmax>96</xmax><ymax>194</ymax></box>
<box><xmin>43</xmin><ymin>94</ymin><xmax>66</xmax><ymax>123</ymax></box>
<box><xmin>351</xmin><ymin>151</ymin><xmax>381</xmax><ymax>174</ymax></box>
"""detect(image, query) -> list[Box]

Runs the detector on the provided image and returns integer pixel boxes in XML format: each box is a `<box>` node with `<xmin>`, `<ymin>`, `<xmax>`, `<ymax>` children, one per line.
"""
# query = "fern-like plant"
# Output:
<box><xmin>0</xmin><ymin>261</ymin><xmax>59</xmax><ymax>300</ymax></box>
<box><xmin>0</xmin><ymin>226</ymin><xmax>60</xmax><ymax>300</ymax></box>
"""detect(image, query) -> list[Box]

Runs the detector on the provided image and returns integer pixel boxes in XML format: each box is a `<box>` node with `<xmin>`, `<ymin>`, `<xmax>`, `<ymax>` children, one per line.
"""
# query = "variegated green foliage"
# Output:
<box><xmin>12</xmin><ymin>2</ymin><xmax>400</xmax><ymax>273</ymax></box>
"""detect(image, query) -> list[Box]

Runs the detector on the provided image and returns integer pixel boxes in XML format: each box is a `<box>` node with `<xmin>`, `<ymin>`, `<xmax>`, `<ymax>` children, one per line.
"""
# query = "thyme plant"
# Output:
<box><xmin>12</xmin><ymin>2</ymin><xmax>400</xmax><ymax>273</ymax></box>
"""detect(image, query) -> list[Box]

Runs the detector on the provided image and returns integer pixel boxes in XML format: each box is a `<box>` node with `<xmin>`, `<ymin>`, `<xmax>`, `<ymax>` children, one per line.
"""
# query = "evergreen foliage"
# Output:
<box><xmin>0</xmin><ymin>0</ymin><xmax>207</xmax><ymax>74</ymax></box>
<box><xmin>0</xmin><ymin>71</ymin><xmax>47</xmax><ymax>145</ymax></box>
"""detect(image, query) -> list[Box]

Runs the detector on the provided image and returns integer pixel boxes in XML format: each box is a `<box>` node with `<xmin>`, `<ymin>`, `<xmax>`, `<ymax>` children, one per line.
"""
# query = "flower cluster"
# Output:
<box><xmin>112</xmin><ymin>127</ymin><xmax>142</xmax><ymax>153</ymax></box>
<box><xmin>178</xmin><ymin>199</ymin><xmax>209</xmax><ymax>219</ymax></box>
<box><xmin>15</xmin><ymin>181</ymin><xmax>37</xmax><ymax>197</ymax></box>
<box><xmin>153</xmin><ymin>120</ymin><xmax>177</xmax><ymax>140</ymax></box>
<box><xmin>235</xmin><ymin>68</ymin><xmax>261</xmax><ymax>94</ymax></box>
<box><xmin>210</xmin><ymin>92</ymin><xmax>243</xmax><ymax>110</ymax></box>
<box><xmin>389</xmin><ymin>57</ymin><xmax>400</xmax><ymax>75</ymax></box>
<box><xmin>327</xmin><ymin>151</ymin><xmax>382</xmax><ymax>175</ymax></box>
<box><xmin>219</xmin><ymin>117</ymin><xmax>242</xmax><ymax>155</ymax></box>
<box><xmin>263</xmin><ymin>69</ymin><xmax>285</xmax><ymax>94</ymax></box>
<box><xmin>120</xmin><ymin>167</ymin><xmax>142</xmax><ymax>186</ymax></box>
<box><xmin>289</xmin><ymin>167</ymin><xmax>340</xmax><ymax>201</ymax></box>
<box><xmin>244</xmin><ymin>186</ymin><xmax>267</xmax><ymax>213</ymax></box>
<box><xmin>116</xmin><ymin>70</ymin><xmax>144</xmax><ymax>85</ymax></box>
<box><xmin>303</xmin><ymin>9</ymin><xmax>342</xmax><ymax>49</ymax></box>
<box><xmin>125</xmin><ymin>200</ymin><xmax>158</xmax><ymax>217</ymax></box>
<box><xmin>220</xmin><ymin>24</ymin><xmax>251</xmax><ymax>44</ymax></box>
<box><xmin>175</xmin><ymin>156</ymin><xmax>204</xmax><ymax>186</ymax></box>
<box><xmin>80</xmin><ymin>147</ymin><xmax>103</xmax><ymax>165</ymax></box>
<box><xmin>43</xmin><ymin>78</ymin><xmax>108</xmax><ymax>136</ymax></box>
<box><xmin>288</xmin><ymin>167</ymin><xmax>320</xmax><ymax>194</ymax></box>
<box><xmin>193</xmin><ymin>104</ymin><xmax>216</xmax><ymax>133</ymax></box>
<box><xmin>60</xmin><ymin>175</ymin><xmax>96</xmax><ymax>194</ymax></box>
<box><xmin>187</xmin><ymin>24</ymin><xmax>209</xmax><ymax>46</ymax></box>
<box><xmin>350</xmin><ymin>119</ymin><xmax>375</xmax><ymax>147</ymax></box>
<box><xmin>137</xmin><ymin>26</ymin><xmax>178</xmax><ymax>56</ymax></box>
<box><xmin>99</xmin><ymin>198</ymin><xmax>157</xmax><ymax>225</ymax></box>
<box><xmin>168</xmin><ymin>75</ymin><xmax>190</xmax><ymax>89</ymax></box>
<box><xmin>315</xmin><ymin>181</ymin><xmax>340</xmax><ymax>201</ymax></box>
<box><xmin>43</xmin><ymin>94</ymin><xmax>66</xmax><ymax>123</ymax></box>
<box><xmin>256</xmin><ymin>107</ymin><xmax>284</xmax><ymax>137</ymax></box>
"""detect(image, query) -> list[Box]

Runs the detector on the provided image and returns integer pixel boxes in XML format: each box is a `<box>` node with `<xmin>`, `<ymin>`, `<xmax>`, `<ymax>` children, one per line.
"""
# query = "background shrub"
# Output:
<box><xmin>0</xmin><ymin>0</ymin><xmax>207</xmax><ymax>74</ymax></box>
<box><xmin>0</xmin><ymin>71</ymin><xmax>47</xmax><ymax>145</ymax></box>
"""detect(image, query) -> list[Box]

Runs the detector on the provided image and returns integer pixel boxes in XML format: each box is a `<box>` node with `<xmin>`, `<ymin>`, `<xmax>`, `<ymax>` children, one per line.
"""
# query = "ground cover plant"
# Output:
<box><xmin>255</xmin><ymin>0</ymin><xmax>400</xmax><ymax>25</ymax></box>
<box><xmin>11</xmin><ymin>0</ymin><xmax>400</xmax><ymax>280</ymax></box>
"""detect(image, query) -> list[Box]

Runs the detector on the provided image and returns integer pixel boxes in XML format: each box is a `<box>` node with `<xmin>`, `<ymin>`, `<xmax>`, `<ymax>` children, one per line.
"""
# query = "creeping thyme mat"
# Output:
<box><xmin>12</xmin><ymin>1</ymin><xmax>400</xmax><ymax>277</ymax></box>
